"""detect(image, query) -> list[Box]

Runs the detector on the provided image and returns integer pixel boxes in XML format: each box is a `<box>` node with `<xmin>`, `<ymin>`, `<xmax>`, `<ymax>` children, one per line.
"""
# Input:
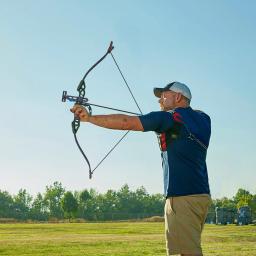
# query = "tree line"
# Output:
<box><xmin>207</xmin><ymin>188</ymin><xmax>256</xmax><ymax>223</ymax></box>
<box><xmin>0</xmin><ymin>182</ymin><xmax>255</xmax><ymax>222</ymax></box>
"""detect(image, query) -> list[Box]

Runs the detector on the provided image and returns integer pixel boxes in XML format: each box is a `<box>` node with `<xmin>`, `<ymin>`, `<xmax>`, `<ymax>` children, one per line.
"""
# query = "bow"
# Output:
<box><xmin>62</xmin><ymin>41</ymin><xmax>143</xmax><ymax>179</ymax></box>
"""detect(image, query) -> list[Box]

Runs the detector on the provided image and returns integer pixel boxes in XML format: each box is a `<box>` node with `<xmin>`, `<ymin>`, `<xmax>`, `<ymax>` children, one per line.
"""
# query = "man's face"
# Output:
<box><xmin>158</xmin><ymin>91</ymin><xmax>177</xmax><ymax>111</ymax></box>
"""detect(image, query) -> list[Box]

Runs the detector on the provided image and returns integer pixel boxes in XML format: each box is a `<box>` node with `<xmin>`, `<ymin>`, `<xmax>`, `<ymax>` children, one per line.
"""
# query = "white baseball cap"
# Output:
<box><xmin>154</xmin><ymin>82</ymin><xmax>192</xmax><ymax>100</ymax></box>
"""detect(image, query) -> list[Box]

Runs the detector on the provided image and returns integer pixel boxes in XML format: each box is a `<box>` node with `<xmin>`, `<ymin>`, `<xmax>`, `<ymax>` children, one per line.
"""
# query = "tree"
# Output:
<box><xmin>30</xmin><ymin>193</ymin><xmax>48</xmax><ymax>221</ymax></box>
<box><xmin>44</xmin><ymin>181</ymin><xmax>65</xmax><ymax>219</ymax></box>
<box><xmin>102</xmin><ymin>189</ymin><xmax>119</xmax><ymax>219</ymax></box>
<box><xmin>0</xmin><ymin>190</ymin><xmax>14</xmax><ymax>218</ymax></box>
<box><xmin>218</xmin><ymin>197</ymin><xmax>236</xmax><ymax>209</ymax></box>
<box><xmin>61</xmin><ymin>191</ymin><xmax>78</xmax><ymax>221</ymax></box>
<box><xmin>250</xmin><ymin>194</ymin><xmax>256</xmax><ymax>219</ymax></box>
<box><xmin>79</xmin><ymin>189</ymin><xmax>91</xmax><ymax>202</ymax></box>
<box><xmin>147</xmin><ymin>193</ymin><xmax>165</xmax><ymax>216</ymax></box>
<box><xmin>77</xmin><ymin>189</ymin><xmax>98</xmax><ymax>220</ymax></box>
<box><xmin>77</xmin><ymin>189</ymin><xmax>90</xmax><ymax>219</ymax></box>
<box><xmin>116</xmin><ymin>184</ymin><xmax>131</xmax><ymax>216</ymax></box>
<box><xmin>13</xmin><ymin>189</ymin><xmax>32</xmax><ymax>220</ymax></box>
<box><xmin>234</xmin><ymin>188</ymin><xmax>253</xmax><ymax>209</ymax></box>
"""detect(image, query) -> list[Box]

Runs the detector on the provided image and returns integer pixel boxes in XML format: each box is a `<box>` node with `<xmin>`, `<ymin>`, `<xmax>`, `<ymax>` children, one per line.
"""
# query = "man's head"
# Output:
<box><xmin>154</xmin><ymin>82</ymin><xmax>192</xmax><ymax>111</ymax></box>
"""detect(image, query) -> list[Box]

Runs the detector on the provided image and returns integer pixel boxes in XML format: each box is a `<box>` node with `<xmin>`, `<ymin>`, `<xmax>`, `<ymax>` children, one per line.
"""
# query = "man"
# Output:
<box><xmin>70</xmin><ymin>81</ymin><xmax>211</xmax><ymax>256</ymax></box>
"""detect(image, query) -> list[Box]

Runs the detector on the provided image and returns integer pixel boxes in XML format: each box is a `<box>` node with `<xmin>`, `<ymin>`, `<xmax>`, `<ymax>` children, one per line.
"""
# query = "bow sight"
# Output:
<box><xmin>62</xmin><ymin>90</ymin><xmax>140</xmax><ymax>116</ymax></box>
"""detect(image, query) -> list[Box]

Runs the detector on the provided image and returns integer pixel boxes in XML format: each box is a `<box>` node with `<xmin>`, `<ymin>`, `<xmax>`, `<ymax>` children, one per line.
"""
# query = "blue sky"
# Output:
<box><xmin>0</xmin><ymin>0</ymin><xmax>255</xmax><ymax>199</ymax></box>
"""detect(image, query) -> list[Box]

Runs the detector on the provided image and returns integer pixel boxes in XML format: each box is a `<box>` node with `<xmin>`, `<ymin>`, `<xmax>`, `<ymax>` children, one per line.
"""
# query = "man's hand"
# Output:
<box><xmin>70</xmin><ymin>104</ymin><xmax>90</xmax><ymax>122</ymax></box>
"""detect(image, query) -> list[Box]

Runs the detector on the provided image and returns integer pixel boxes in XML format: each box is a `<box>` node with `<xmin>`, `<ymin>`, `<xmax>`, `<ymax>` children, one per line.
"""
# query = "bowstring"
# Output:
<box><xmin>90</xmin><ymin>51</ymin><xmax>143</xmax><ymax>176</ymax></box>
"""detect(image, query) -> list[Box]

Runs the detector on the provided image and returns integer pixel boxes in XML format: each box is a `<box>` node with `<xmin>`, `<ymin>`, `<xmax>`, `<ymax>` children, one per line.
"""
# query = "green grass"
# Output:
<box><xmin>0</xmin><ymin>222</ymin><xmax>255</xmax><ymax>255</ymax></box>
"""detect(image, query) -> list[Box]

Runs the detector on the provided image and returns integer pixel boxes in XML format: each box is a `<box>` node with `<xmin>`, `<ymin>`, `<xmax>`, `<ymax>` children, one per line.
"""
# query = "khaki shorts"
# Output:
<box><xmin>165</xmin><ymin>194</ymin><xmax>211</xmax><ymax>255</ymax></box>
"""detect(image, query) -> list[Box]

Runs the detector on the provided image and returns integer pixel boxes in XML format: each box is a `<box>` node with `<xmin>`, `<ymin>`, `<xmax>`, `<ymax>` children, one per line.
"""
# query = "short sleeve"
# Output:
<box><xmin>138</xmin><ymin>111</ymin><xmax>174</xmax><ymax>133</ymax></box>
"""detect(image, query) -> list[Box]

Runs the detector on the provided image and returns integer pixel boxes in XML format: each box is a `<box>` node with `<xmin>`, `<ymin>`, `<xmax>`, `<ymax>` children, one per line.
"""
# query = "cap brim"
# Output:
<box><xmin>153</xmin><ymin>87</ymin><xmax>164</xmax><ymax>98</ymax></box>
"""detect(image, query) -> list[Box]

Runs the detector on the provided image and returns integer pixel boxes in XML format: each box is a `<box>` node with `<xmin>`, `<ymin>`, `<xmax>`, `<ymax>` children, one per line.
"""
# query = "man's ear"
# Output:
<box><xmin>175</xmin><ymin>93</ymin><xmax>182</xmax><ymax>102</ymax></box>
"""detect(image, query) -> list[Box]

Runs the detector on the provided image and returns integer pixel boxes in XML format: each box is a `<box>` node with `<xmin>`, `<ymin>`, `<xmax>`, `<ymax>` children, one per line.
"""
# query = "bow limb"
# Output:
<box><xmin>72</xmin><ymin>42</ymin><xmax>114</xmax><ymax>179</ymax></box>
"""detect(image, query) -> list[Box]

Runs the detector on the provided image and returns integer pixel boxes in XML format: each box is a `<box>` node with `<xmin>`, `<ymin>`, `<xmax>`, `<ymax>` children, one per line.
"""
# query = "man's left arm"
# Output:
<box><xmin>70</xmin><ymin>104</ymin><xmax>144</xmax><ymax>131</ymax></box>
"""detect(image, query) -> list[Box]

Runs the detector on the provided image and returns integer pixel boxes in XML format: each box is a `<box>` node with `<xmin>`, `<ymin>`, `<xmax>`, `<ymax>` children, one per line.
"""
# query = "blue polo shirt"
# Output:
<box><xmin>139</xmin><ymin>107</ymin><xmax>211</xmax><ymax>197</ymax></box>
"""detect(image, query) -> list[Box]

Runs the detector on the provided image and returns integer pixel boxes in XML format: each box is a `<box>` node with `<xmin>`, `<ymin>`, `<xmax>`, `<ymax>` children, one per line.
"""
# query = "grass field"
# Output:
<box><xmin>0</xmin><ymin>222</ymin><xmax>255</xmax><ymax>255</ymax></box>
